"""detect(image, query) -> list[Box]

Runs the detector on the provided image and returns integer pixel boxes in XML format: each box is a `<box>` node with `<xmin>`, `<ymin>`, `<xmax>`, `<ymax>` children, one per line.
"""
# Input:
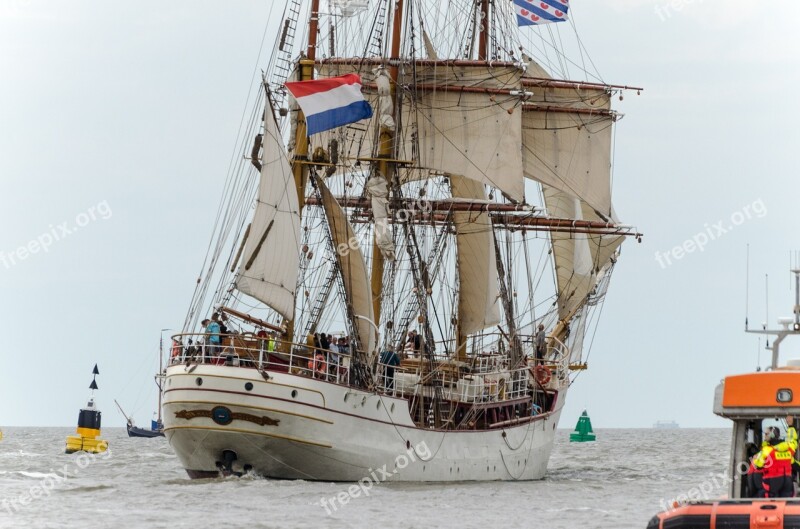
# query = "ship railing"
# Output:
<box><xmin>439</xmin><ymin>366</ymin><xmax>533</xmax><ymax>403</ymax></box>
<box><xmin>531</xmin><ymin>337</ymin><xmax>571</xmax><ymax>386</ymax></box>
<box><xmin>168</xmin><ymin>333</ymin><xmax>353</xmax><ymax>384</ymax></box>
<box><xmin>375</xmin><ymin>359</ymin><xmax>534</xmax><ymax>403</ymax></box>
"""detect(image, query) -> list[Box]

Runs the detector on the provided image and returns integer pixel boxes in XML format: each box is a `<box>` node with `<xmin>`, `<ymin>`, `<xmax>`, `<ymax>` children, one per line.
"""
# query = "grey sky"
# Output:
<box><xmin>1</xmin><ymin>1</ymin><xmax>797</xmax><ymax>427</ymax></box>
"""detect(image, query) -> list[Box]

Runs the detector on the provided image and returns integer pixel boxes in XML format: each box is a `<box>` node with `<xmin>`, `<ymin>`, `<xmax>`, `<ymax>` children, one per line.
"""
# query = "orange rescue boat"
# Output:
<box><xmin>647</xmin><ymin>267</ymin><xmax>800</xmax><ymax>528</ymax></box>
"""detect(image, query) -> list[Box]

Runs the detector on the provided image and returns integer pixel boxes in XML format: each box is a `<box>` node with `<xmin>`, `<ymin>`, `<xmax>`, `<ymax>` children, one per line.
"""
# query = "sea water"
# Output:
<box><xmin>0</xmin><ymin>428</ymin><xmax>731</xmax><ymax>529</ymax></box>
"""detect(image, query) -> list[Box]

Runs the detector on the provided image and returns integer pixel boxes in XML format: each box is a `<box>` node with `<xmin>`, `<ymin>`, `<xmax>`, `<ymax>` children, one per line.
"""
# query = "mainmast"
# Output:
<box><xmin>478</xmin><ymin>0</ymin><xmax>490</xmax><ymax>60</ymax></box>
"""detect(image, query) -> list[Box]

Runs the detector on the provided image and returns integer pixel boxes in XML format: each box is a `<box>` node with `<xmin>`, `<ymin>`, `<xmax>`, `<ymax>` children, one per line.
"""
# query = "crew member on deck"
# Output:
<box><xmin>535</xmin><ymin>324</ymin><xmax>547</xmax><ymax>363</ymax></box>
<box><xmin>202</xmin><ymin>318</ymin><xmax>222</xmax><ymax>359</ymax></box>
<box><xmin>754</xmin><ymin>419</ymin><xmax>798</xmax><ymax>498</ymax></box>
<box><xmin>405</xmin><ymin>330</ymin><xmax>421</xmax><ymax>357</ymax></box>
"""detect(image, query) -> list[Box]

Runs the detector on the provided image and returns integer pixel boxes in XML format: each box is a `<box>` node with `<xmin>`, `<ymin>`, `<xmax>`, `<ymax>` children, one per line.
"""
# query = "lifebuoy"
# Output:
<box><xmin>307</xmin><ymin>353</ymin><xmax>327</xmax><ymax>375</ymax></box>
<box><xmin>534</xmin><ymin>365</ymin><xmax>551</xmax><ymax>386</ymax></box>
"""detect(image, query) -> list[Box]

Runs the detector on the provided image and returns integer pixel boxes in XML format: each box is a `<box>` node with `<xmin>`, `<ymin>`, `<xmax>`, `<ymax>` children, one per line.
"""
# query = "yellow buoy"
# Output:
<box><xmin>65</xmin><ymin>364</ymin><xmax>108</xmax><ymax>454</ymax></box>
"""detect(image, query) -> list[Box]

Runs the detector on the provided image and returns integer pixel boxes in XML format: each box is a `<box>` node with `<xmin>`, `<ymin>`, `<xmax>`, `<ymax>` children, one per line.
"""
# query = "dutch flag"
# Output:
<box><xmin>285</xmin><ymin>74</ymin><xmax>373</xmax><ymax>136</ymax></box>
<box><xmin>514</xmin><ymin>0</ymin><xmax>569</xmax><ymax>26</ymax></box>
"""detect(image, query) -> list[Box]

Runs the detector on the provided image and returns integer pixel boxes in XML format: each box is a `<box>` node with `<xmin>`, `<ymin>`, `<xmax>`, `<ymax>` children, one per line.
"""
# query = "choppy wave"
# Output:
<box><xmin>0</xmin><ymin>427</ymin><xmax>731</xmax><ymax>529</ymax></box>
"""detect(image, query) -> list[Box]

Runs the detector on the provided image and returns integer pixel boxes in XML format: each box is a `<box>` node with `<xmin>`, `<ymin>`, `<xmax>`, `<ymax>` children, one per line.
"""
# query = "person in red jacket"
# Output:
<box><xmin>754</xmin><ymin>419</ymin><xmax>798</xmax><ymax>498</ymax></box>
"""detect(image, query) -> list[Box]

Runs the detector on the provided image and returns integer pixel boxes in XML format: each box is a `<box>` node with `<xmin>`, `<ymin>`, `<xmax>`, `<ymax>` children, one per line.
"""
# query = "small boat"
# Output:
<box><xmin>647</xmin><ymin>266</ymin><xmax>800</xmax><ymax>527</ymax></box>
<box><xmin>115</xmin><ymin>333</ymin><xmax>167</xmax><ymax>438</ymax></box>
<box><xmin>115</xmin><ymin>400</ymin><xmax>164</xmax><ymax>438</ymax></box>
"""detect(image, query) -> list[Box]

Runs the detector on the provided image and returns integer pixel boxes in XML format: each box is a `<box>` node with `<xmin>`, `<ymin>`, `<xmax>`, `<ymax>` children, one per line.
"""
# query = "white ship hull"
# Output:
<box><xmin>163</xmin><ymin>364</ymin><xmax>566</xmax><ymax>481</ymax></box>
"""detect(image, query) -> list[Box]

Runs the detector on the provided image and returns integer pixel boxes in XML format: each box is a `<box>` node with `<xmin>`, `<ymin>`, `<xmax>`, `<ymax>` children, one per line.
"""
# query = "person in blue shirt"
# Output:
<box><xmin>201</xmin><ymin>318</ymin><xmax>222</xmax><ymax>359</ymax></box>
<box><xmin>379</xmin><ymin>349</ymin><xmax>401</xmax><ymax>389</ymax></box>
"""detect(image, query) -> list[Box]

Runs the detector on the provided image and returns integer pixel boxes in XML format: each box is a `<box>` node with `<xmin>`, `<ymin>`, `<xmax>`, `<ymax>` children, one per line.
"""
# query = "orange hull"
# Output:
<box><xmin>647</xmin><ymin>499</ymin><xmax>800</xmax><ymax>528</ymax></box>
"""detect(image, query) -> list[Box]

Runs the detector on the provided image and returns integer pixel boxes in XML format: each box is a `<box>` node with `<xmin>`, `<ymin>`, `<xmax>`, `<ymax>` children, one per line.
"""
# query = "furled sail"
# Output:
<box><xmin>317</xmin><ymin>178</ymin><xmax>377</xmax><ymax>357</ymax></box>
<box><xmin>366</xmin><ymin>174</ymin><xmax>395</xmax><ymax>261</ymax></box>
<box><xmin>544</xmin><ymin>187</ymin><xmax>623</xmax><ymax>321</ymax></box>
<box><xmin>522</xmin><ymin>74</ymin><xmax>614</xmax><ymax>216</ymax></box>
<box><xmin>451</xmin><ymin>175</ymin><xmax>501</xmax><ymax>335</ymax></box>
<box><xmin>235</xmin><ymin>99</ymin><xmax>302</xmax><ymax>321</ymax></box>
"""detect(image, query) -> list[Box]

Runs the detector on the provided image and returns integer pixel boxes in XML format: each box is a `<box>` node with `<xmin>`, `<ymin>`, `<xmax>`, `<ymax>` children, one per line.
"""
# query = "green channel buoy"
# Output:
<box><xmin>569</xmin><ymin>409</ymin><xmax>596</xmax><ymax>442</ymax></box>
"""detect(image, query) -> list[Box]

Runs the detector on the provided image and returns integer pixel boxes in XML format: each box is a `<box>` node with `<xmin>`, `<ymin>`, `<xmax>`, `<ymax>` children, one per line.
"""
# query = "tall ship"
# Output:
<box><xmin>162</xmin><ymin>0</ymin><xmax>641</xmax><ymax>481</ymax></box>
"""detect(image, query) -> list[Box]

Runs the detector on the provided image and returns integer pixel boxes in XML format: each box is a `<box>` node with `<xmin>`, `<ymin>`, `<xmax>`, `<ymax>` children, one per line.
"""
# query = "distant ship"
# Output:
<box><xmin>653</xmin><ymin>420</ymin><xmax>679</xmax><ymax>429</ymax></box>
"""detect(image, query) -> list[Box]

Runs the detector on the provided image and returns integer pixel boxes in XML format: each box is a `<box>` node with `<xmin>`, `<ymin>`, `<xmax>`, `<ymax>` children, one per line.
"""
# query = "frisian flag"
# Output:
<box><xmin>285</xmin><ymin>74</ymin><xmax>373</xmax><ymax>136</ymax></box>
<box><xmin>514</xmin><ymin>0</ymin><xmax>569</xmax><ymax>26</ymax></box>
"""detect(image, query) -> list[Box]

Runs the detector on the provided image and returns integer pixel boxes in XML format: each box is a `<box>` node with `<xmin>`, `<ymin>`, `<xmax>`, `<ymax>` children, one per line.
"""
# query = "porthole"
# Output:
<box><xmin>291</xmin><ymin>390</ymin><xmax>298</xmax><ymax>399</ymax></box>
<box><xmin>195</xmin><ymin>377</ymin><xmax>203</xmax><ymax>386</ymax></box>
<box><xmin>390</xmin><ymin>403</ymin><xmax>395</xmax><ymax>413</ymax></box>
<box><xmin>245</xmin><ymin>382</ymin><xmax>254</xmax><ymax>391</ymax></box>
<box><xmin>777</xmin><ymin>388</ymin><xmax>793</xmax><ymax>403</ymax></box>
<box><xmin>376</xmin><ymin>401</ymin><xmax>381</xmax><ymax>410</ymax></box>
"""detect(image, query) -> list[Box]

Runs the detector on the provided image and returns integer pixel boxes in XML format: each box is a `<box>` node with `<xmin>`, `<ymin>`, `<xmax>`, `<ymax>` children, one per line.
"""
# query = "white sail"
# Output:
<box><xmin>451</xmin><ymin>175</ymin><xmax>501</xmax><ymax>335</ymax></box>
<box><xmin>235</xmin><ymin>101</ymin><xmax>302</xmax><ymax>321</ymax></box>
<box><xmin>412</xmin><ymin>66</ymin><xmax>525</xmax><ymax>202</ymax></box>
<box><xmin>522</xmin><ymin>66</ymin><xmax>614</xmax><ymax>216</ymax></box>
<box><xmin>544</xmin><ymin>187</ymin><xmax>623</xmax><ymax>321</ymax></box>
<box><xmin>317</xmin><ymin>178</ymin><xmax>377</xmax><ymax>357</ymax></box>
<box><xmin>315</xmin><ymin>65</ymin><xmax>526</xmax><ymax>202</ymax></box>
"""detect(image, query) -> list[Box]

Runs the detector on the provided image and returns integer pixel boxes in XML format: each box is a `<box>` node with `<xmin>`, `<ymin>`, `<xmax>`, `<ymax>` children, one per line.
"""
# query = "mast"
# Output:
<box><xmin>285</xmin><ymin>0</ymin><xmax>320</xmax><ymax>345</ymax></box>
<box><xmin>371</xmin><ymin>0</ymin><xmax>405</xmax><ymax>329</ymax></box>
<box><xmin>158</xmin><ymin>332</ymin><xmax>163</xmax><ymax>424</ymax></box>
<box><xmin>478</xmin><ymin>0</ymin><xmax>489</xmax><ymax>60</ymax></box>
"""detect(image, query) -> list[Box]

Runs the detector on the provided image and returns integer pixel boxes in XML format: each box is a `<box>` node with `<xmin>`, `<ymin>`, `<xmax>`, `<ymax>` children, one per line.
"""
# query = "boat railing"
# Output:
<box><xmin>168</xmin><ymin>333</ymin><xmax>353</xmax><ymax>384</ymax></box>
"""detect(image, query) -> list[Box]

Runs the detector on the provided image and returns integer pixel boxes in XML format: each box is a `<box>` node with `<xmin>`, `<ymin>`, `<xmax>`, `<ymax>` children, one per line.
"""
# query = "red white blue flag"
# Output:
<box><xmin>514</xmin><ymin>0</ymin><xmax>569</xmax><ymax>26</ymax></box>
<box><xmin>285</xmin><ymin>74</ymin><xmax>373</xmax><ymax>136</ymax></box>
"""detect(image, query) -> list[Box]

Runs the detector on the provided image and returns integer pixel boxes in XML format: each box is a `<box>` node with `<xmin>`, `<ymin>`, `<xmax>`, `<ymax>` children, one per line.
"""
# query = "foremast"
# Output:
<box><xmin>283</xmin><ymin>0</ymin><xmax>320</xmax><ymax>349</ymax></box>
